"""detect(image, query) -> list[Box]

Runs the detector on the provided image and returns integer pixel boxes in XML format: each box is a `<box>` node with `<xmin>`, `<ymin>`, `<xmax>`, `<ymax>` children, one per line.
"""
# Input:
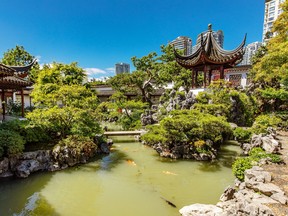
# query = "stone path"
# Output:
<box><xmin>264</xmin><ymin>131</ymin><xmax>288</xmax><ymax>216</ymax></box>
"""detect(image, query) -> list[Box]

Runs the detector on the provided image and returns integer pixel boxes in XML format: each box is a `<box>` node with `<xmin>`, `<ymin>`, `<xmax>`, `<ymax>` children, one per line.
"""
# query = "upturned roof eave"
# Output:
<box><xmin>174</xmin><ymin>25</ymin><xmax>246</xmax><ymax>67</ymax></box>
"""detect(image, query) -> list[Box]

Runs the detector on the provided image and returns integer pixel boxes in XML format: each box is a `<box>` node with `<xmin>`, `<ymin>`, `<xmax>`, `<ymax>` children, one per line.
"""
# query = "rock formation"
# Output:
<box><xmin>241</xmin><ymin>128</ymin><xmax>281</xmax><ymax>155</ymax></box>
<box><xmin>0</xmin><ymin>136</ymin><xmax>113</xmax><ymax>178</ymax></box>
<box><xmin>180</xmin><ymin>166</ymin><xmax>288</xmax><ymax>216</ymax></box>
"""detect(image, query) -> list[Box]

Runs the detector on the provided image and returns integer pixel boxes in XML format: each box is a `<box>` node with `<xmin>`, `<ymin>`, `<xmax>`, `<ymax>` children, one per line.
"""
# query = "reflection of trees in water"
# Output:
<box><xmin>15</xmin><ymin>193</ymin><xmax>60</xmax><ymax>216</ymax></box>
<box><xmin>198</xmin><ymin>143</ymin><xmax>241</xmax><ymax>172</ymax></box>
<box><xmin>0</xmin><ymin>172</ymin><xmax>54</xmax><ymax>215</ymax></box>
<box><xmin>79</xmin><ymin>149</ymin><xmax>129</xmax><ymax>172</ymax></box>
<box><xmin>198</xmin><ymin>160</ymin><xmax>222</xmax><ymax>172</ymax></box>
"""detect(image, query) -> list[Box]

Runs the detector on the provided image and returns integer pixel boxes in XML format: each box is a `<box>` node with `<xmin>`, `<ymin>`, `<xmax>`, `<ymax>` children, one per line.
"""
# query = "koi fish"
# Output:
<box><xmin>162</xmin><ymin>171</ymin><xmax>178</xmax><ymax>176</ymax></box>
<box><xmin>161</xmin><ymin>197</ymin><xmax>177</xmax><ymax>208</ymax></box>
<box><xmin>126</xmin><ymin>160</ymin><xmax>137</xmax><ymax>166</ymax></box>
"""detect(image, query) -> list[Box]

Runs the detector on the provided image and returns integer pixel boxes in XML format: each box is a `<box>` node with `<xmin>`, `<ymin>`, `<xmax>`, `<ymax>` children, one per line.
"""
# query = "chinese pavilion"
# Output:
<box><xmin>0</xmin><ymin>60</ymin><xmax>35</xmax><ymax>120</ymax></box>
<box><xmin>174</xmin><ymin>24</ymin><xmax>246</xmax><ymax>88</ymax></box>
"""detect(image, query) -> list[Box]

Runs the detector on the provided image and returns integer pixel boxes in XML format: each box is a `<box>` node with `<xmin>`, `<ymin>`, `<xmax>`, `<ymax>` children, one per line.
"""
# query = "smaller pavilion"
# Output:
<box><xmin>0</xmin><ymin>60</ymin><xmax>35</xmax><ymax>121</ymax></box>
<box><xmin>174</xmin><ymin>24</ymin><xmax>246</xmax><ymax>88</ymax></box>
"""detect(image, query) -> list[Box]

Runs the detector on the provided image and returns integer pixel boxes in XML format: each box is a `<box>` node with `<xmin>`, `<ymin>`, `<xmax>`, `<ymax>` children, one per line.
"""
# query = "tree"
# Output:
<box><xmin>108</xmin><ymin>52</ymin><xmax>158</xmax><ymax>106</ymax></box>
<box><xmin>1</xmin><ymin>45</ymin><xmax>40</xmax><ymax>82</ymax></box>
<box><xmin>31</xmin><ymin>62</ymin><xmax>87</xmax><ymax>107</ymax></box>
<box><xmin>108</xmin><ymin>45</ymin><xmax>194</xmax><ymax>107</ymax></box>
<box><xmin>250</xmin><ymin>0</ymin><xmax>288</xmax><ymax>111</ymax></box>
<box><xmin>27</xmin><ymin>62</ymin><xmax>100</xmax><ymax>138</ymax></box>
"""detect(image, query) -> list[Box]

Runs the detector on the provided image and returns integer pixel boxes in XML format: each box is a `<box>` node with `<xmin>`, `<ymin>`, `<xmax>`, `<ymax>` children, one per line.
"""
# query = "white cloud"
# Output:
<box><xmin>105</xmin><ymin>67</ymin><xmax>115</xmax><ymax>73</ymax></box>
<box><xmin>84</xmin><ymin>67</ymin><xmax>115</xmax><ymax>80</ymax></box>
<box><xmin>85</xmin><ymin>68</ymin><xmax>107</xmax><ymax>76</ymax></box>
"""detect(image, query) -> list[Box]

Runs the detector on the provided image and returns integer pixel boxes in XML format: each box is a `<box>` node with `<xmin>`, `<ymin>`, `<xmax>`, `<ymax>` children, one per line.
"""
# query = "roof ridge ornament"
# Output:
<box><xmin>208</xmin><ymin>24</ymin><xmax>212</xmax><ymax>31</ymax></box>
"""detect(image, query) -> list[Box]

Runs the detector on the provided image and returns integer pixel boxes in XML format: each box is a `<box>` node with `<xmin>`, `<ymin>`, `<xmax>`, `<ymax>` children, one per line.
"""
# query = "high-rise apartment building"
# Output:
<box><xmin>196</xmin><ymin>30</ymin><xmax>224</xmax><ymax>48</ymax></box>
<box><xmin>169</xmin><ymin>36</ymin><xmax>192</xmax><ymax>56</ymax></box>
<box><xmin>115</xmin><ymin>63</ymin><xmax>130</xmax><ymax>75</ymax></box>
<box><xmin>238</xmin><ymin>41</ymin><xmax>263</xmax><ymax>66</ymax></box>
<box><xmin>263</xmin><ymin>0</ymin><xmax>285</xmax><ymax>42</ymax></box>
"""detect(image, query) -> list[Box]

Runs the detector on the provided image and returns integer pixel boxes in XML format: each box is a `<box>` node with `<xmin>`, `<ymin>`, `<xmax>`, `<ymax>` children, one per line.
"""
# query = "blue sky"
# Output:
<box><xmin>0</xmin><ymin>0</ymin><xmax>264</xmax><ymax>80</ymax></box>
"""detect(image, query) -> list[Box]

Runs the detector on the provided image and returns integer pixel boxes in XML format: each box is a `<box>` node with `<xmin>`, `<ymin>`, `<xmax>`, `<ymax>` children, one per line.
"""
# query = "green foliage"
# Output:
<box><xmin>0</xmin><ymin>119</ymin><xmax>49</xmax><ymax>144</ymax></box>
<box><xmin>232</xmin><ymin>147</ymin><xmax>282</xmax><ymax>181</ymax></box>
<box><xmin>250</xmin><ymin>1</ymin><xmax>288</xmax><ymax>112</ymax></box>
<box><xmin>56</xmin><ymin>135</ymin><xmax>97</xmax><ymax>154</ymax></box>
<box><xmin>249</xmin><ymin>147</ymin><xmax>282</xmax><ymax>163</ymax></box>
<box><xmin>141</xmin><ymin>125</ymin><xmax>167</xmax><ymax>146</ymax></box>
<box><xmin>233</xmin><ymin>127</ymin><xmax>252</xmax><ymax>142</ymax></box>
<box><xmin>0</xmin><ymin>129</ymin><xmax>25</xmax><ymax>158</ymax></box>
<box><xmin>193</xmin><ymin>103</ymin><xmax>229</xmax><ymax>117</ymax></box>
<box><xmin>251</xmin><ymin>114</ymin><xmax>282</xmax><ymax>134</ymax></box>
<box><xmin>232</xmin><ymin>157</ymin><xmax>252</xmax><ymax>181</ymax></box>
<box><xmin>196</xmin><ymin>91</ymin><xmax>211</xmax><ymax>104</ymax></box>
<box><xmin>275</xmin><ymin>111</ymin><xmax>288</xmax><ymax>130</ymax></box>
<box><xmin>119</xmin><ymin>100</ymin><xmax>148</xmax><ymax>130</ymax></box>
<box><xmin>27</xmin><ymin>62</ymin><xmax>101</xmax><ymax>139</ymax></box>
<box><xmin>195</xmin><ymin>83</ymin><xmax>257</xmax><ymax>126</ymax></box>
<box><xmin>142</xmin><ymin>110</ymin><xmax>232</xmax><ymax>148</ymax></box>
<box><xmin>6</xmin><ymin>99</ymin><xmax>22</xmax><ymax>116</ymax></box>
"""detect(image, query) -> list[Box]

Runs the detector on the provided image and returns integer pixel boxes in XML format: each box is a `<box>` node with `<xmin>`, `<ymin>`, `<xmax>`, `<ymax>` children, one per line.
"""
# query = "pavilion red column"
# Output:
<box><xmin>203</xmin><ymin>68</ymin><xmax>207</xmax><ymax>88</ymax></box>
<box><xmin>21</xmin><ymin>88</ymin><xmax>25</xmax><ymax>117</ymax></box>
<box><xmin>220</xmin><ymin>65</ymin><xmax>224</xmax><ymax>80</ymax></box>
<box><xmin>195</xmin><ymin>71</ymin><xmax>198</xmax><ymax>88</ymax></box>
<box><xmin>191</xmin><ymin>69</ymin><xmax>195</xmax><ymax>89</ymax></box>
<box><xmin>208</xmin><ymin>70</ymin><xmax>212</xmax><ymax>85</ymax></box>
<box><xmin>1</xmin><ymin>89</ymin><xmax>5</xmax><ymax>121</ymax></box>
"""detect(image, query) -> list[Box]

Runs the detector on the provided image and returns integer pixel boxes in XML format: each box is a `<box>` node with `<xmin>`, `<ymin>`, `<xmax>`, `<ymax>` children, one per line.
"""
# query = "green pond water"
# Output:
<box><xmin>0</xmin><ymin>138</ymin><xmax>241</xmax><ymax>216</ymax></box>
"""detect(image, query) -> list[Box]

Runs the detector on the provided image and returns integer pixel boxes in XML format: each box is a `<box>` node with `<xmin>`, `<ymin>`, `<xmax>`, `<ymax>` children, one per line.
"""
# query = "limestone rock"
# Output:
<box><xmin>244</xmin><ymin>166</ymin><xmax>272</xmax><ymax>183</ymax></box>
<box><xmin>220</xmin><ymin>186</ymin><xmax>235</xmax><ymax>202</ymax></box>
<box><xmin>15</xmin><ymin>159</ymin><xmax>42</xmax><ymax>178</ymax></box>
<box><xmin>0</xmin><ymin>157</ymin><xmax>9</xmax><ymax>174</ymax></box>
<box><xmin>246</xmin><ymin>181</ymin><xmax>283</xmax><ymax>197</ymax></box>
<box><xmin>179</xmin><ymin>204</ymin><xmax>223</xmax><ymax>216</ymax></box>
<box><xmin>262</xmin><ymin>136</ymin><xmax>280</xmax><ymax>154</ymax></box>
<box><xmin>270</xmin><ymin>192</ymin><xmax>288</xmax><ymax>204</ymax></box>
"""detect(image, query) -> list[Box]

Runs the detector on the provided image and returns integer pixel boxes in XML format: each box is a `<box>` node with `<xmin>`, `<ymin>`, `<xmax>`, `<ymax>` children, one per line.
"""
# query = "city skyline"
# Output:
<box><xmin>0</xmin><ymin>0</ymin><xmax>266</xmax><ymax>80</ymax></box>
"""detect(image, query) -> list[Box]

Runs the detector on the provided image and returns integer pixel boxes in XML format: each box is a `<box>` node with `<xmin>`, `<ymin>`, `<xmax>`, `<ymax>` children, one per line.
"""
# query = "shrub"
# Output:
<box><xmin>196</xmin><ymin>91</ymin><xmax>211</xmax><ymax>104</ymax></box>
<box><xmin>0</xmin><ymin>129</ymin><xmax>25</xmax><ymax>158</ymax></box>
<box><xmin>56</xmin><ymin>135</ymin><xmax>97</xmax><ymax>154</ymax></box>
<box><xmin>193</xmin><ymin>103</ymin><xmax>229</xmax><ymax>117</ymax></box>
<box><xmin>195</xmin><ymin>86</ymin><xmax>257</xmax><ymax>127</ymax></box>
<box><xmin>275</xmin><ymin>111</ymin><xmax>288</xmax><ymax>131</ymax></box>
<box><xmin>0</xmin><ymin>120</ymin><xmax>50</xmax><ymax>144</ymax></box>
<box><xmin>141</xmin><ymin>125</ymin><xmax>167</xmax><ymax>146</ymax></box>
<box><xmin>232</xmin><ymin>157</ymin><xmax>252</xmax><ymax>181</ymax></box>
<box><xmin>232</xmin><ymin>147</ymin><xmax>283</xmax><ymax>181</ymax></box>
<box><xmin>141</xmin><ymin>110</ymin><xmax>232</xmax><ymax>149</ymax></box>
<box><xmin>233</xmin><ymin>127</ymin><xmax>252</xmax><ymax>142</ymax></box>
<box><xmin>249</xmin><ymin>147</ymin><xmax>282</xmax><ymax>163</ymax></box>
<box><xmin>251</xmin><ymin>114</ymin><xmax>282</xmax><ymax>134</ymax></box>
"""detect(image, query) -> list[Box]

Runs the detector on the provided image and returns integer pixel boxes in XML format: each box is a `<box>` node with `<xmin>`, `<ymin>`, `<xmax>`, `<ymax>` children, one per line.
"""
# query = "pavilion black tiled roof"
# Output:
<box><xmin>0</xmin><ymin>60</ymin><xmax>36</xmax><ymax>89</ymax></box>
<box><xmin>175</xmin><ymin>24</ymin><xmax>246</xmax><ymax>69</ymax></box>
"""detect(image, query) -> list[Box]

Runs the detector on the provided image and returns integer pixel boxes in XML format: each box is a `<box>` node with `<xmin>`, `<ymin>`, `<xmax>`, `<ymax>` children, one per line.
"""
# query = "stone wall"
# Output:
<box><xmin>0</xmin><ymin>138</ymin><xmax>113</xmax><ymax>178</ymax></box>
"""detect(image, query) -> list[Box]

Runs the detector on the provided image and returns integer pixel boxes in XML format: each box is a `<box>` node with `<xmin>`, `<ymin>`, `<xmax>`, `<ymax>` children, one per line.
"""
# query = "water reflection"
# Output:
<box><xmin>0</xmin><ymin>172</ymin><xmax>54</xmax><ymax>215</ymax></box>
<box><xmin>0</xmin><ymin>140</ymin><xmax>241</xmax><ymax>216</ymax></box>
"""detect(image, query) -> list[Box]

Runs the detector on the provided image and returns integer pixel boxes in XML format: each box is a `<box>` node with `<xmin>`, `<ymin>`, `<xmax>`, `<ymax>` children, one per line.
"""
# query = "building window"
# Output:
<box><xmin>269</xmin><ymin>11</ymin><xmax>275</xmax><ymax>17</ymax></box>
<box><xmin>229</xmin><ymin>74</ymin><xmax>242</xmax><ymax>86</ymax></box>
<box><xmin>270</xmin><ymin>1</ymin><xmax>275</xmax><ymax>7</ymax></box>
<box><xmin>269</xmin><ymin>6</ymin><xmax>275</xmax><ymax>11</ymax></box>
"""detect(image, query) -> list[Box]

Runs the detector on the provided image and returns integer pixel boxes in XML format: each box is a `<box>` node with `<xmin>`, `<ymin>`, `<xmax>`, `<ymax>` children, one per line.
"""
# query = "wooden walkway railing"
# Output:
<box><xmin>103</xmin><ymin>131</ymin><xmax>145</xmax><ymax>137</ymax></box>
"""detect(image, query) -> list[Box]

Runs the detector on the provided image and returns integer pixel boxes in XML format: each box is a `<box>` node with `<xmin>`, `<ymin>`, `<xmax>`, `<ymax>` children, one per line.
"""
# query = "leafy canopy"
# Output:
<box><xmin>27</xmin><ymin>62</ymin><xmax>100</xmax><ymax>138</ymax></box>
